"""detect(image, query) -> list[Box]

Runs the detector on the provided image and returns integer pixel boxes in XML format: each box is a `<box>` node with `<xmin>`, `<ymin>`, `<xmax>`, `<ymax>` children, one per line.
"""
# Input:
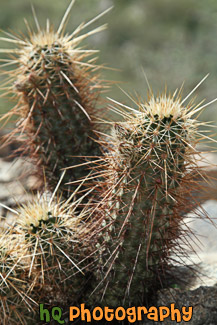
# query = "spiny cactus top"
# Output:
<box><xmin>88</xmin><ymin>79</ymin><xmax>216</xmax><ymax>307</ymax></box>
<box><xmin>0</xmin><ymin>1</ymin><xmax>111</xmax><ymax>198</ymax></box>
<box><xmin>0</xmin><ymin>188</ymin><xmax>95</xmax><ymax>322</ymax></box>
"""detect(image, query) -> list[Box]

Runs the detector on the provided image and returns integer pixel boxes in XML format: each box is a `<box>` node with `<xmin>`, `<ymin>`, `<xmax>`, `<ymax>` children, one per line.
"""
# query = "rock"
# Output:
<box><xmin>175</xmin><ymin>200</ymin><xmax>217</xmax><ymax>289</ymax></box>
<box><xmin>142</xmin><ymin>285</ymin><xmax>217</xmax><ymax>324</ymax></box>
<box><xmin>0</xmin><ymin>157</ymin><xmax>38</xmax><ymax>221</ymax></box>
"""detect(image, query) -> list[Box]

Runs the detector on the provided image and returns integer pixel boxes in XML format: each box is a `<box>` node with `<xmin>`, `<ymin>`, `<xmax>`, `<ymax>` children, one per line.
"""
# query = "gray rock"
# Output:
<box><xmin>142</xmin><ymin>285</ymin><xmax>217</xmax><ymax>324</ymax></box>
<box><xmin>176</xmin><ymin>200</ymin><xmax>217</xmax><ymax>289</ymax></box>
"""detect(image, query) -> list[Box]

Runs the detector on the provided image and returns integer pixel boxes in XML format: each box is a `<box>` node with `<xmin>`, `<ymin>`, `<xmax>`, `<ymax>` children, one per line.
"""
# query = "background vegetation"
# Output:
<box><xmin>0</xmin><ymin>0</ymin><xmax>217</xmax><ymax>137</ymax></box>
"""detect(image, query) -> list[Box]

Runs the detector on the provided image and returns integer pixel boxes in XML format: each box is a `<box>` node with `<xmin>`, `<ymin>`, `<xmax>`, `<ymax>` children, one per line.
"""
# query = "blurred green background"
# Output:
<box><xmin>0</xmin><ymin>0</ymin><xmax>217</xmax><ymax>135</ymax></box>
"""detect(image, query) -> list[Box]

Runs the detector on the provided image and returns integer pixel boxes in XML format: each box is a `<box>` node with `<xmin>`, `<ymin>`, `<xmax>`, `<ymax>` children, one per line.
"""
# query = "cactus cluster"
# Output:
<box><xmin>0</xmin><ymin>1</ymin><xmax>216</xmax><ymax>324</ymax></box>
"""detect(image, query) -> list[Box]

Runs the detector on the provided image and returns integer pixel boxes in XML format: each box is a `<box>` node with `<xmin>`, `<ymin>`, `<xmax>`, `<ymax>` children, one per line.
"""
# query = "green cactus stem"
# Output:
<box><xmin>0</xmin><ymin>1</ymin><xmax>110</xmax><ymax>198</ymax></box>
<box><xmin>88</xmin><ymin>84</ymin><xmax>216</xmax><ymax>308</ymax></box>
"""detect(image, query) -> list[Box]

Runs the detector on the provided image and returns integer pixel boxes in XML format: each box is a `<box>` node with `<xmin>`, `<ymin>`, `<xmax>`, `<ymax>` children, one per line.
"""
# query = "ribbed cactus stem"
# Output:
<box><xmin>14</xmin><ymin>40</ymin><xmax>101</xmax><ymax>195</ymax></box>
<box><xmin>0</xmin><ymin>2</ymin><xmax>109</xmax><ymax>198</ymax></box>
<box><xmin>90</xmin><ymin>91</ymin><xmax>208</xmax><ymax>307</ymax></box>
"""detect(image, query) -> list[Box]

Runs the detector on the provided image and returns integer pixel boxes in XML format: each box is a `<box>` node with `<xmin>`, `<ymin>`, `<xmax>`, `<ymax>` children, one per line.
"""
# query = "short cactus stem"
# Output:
<box><xmin>15</xmin><ymin>193</ymin><xmax>93</xmax><ymax>304</ymax></box>
<box><xmin>0</xmin><ymin>189</ymin><xmax>96</xmax><ymax>321</ymax></box>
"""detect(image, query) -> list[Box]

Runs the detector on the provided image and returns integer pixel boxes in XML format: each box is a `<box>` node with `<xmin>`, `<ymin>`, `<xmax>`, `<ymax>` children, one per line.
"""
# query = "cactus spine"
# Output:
<box><xmin>0</xmin><ymin>0</ymin><xmax>109</xmax><ymax>198</ymax></box>
<box><xmin>87</xmin><ymin>87</ymin><xmax>214</xmax><ymax>307</ymax></box>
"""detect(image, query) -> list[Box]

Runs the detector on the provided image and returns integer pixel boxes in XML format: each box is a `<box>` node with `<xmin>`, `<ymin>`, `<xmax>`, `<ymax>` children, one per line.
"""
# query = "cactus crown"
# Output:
<box><xmin>145</xmin><ymin>94</ymin><xmax>184</xmax><ymax>118</ymax></box>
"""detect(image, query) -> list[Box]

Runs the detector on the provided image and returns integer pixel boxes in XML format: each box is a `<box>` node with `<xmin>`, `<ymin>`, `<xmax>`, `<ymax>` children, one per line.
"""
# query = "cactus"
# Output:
<box><xmin>87</xmin><ymin>83</ymin><xmax>216</xmax><ymax>308</ymax></box>
<box><xmin>0</xmin><ymin>0</ymin><xmax>110</xmax><ymax>198</ymax></box>
<box><xmin>14</xmin><ymin>193</ymin><xmax>94</xmax><ymax>305</ymax></box>
<box><xmin>0</xmin><ymin>183</ymin><xmax>98</xmax><ymax>324</ymax></box>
